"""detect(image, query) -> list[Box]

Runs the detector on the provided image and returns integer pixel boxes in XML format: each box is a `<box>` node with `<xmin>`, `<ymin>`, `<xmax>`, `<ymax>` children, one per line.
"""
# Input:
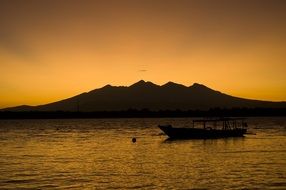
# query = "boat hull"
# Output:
<box><xmin>158</xmin><ymin>125</ymin><xmax>247</xmax><ymax>139</ymax></box>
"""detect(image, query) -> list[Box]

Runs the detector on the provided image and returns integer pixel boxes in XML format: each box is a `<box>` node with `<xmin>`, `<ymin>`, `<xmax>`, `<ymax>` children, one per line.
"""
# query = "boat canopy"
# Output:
<box><xmin>192</xmin><ymin>118</ymin><xmax>247</xmax><ymax>130</ymax></box>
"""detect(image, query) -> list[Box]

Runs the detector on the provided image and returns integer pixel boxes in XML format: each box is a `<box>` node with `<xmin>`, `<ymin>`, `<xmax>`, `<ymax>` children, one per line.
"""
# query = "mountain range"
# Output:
<box><xmin>2</xmin><ymin>80</ymin><xmax>286</xmax><ymax>112</ymax></box>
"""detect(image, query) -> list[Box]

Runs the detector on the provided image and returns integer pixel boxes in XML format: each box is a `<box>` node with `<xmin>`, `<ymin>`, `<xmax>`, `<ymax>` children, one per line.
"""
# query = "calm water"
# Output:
<box><xmin>0</xmin><ymin>117</ymin><xmax>285</xmax><ymax>189</ymax></box>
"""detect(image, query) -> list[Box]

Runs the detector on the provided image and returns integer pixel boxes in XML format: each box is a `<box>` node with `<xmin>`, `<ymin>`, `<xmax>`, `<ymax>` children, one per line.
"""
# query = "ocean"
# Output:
<box><xmin>0</xmin><ymin>117</ymin><xmax>285</xmax><ymax>189</ymax></box>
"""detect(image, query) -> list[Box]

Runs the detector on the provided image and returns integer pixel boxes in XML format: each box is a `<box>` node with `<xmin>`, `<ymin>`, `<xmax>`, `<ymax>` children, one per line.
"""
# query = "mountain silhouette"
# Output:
<box><xmin>2</xmin><ymin>80</ymin><xmax>286</xmax><ymax>112</ymax></box>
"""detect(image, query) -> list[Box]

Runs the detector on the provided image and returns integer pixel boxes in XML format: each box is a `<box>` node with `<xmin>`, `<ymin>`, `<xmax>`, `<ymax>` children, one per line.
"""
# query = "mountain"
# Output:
<box><xmin>2</xmin><ymin>80</ymin><xmax>286</xmax><ymax>112</ymax></box>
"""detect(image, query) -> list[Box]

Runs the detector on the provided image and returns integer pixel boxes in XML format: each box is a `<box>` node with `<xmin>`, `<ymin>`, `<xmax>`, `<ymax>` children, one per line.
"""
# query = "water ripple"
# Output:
<box><xmin>0</xmin><ymin>118</ymin><xmax>285</xmax><ymax>189</ymax></box>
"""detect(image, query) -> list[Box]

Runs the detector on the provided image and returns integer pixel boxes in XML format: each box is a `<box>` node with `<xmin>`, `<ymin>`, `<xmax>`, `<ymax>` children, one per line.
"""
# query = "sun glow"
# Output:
<box><xmin>0</xmin><ymin>0</ymin><xmax>286</xmax><ymax>108</ymax></box>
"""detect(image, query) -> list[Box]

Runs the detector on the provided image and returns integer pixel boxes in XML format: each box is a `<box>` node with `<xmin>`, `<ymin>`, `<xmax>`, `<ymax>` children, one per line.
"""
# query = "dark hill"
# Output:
<box><xmin>2</xmin><ymin>80</ymin><xmax>286</xmax><ymax>112</ymax></box>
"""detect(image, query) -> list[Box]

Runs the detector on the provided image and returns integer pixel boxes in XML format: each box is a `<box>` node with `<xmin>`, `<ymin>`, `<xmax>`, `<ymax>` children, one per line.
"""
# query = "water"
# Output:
<box><xmin>0</xmin><ymin>117</ymin><xmax>285</xmax><ymax>189</ymax></box>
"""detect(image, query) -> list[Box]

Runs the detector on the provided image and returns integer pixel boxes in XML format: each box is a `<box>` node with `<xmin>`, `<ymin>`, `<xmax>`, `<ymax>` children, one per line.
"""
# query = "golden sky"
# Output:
<box><xmin>0</xmin><ymin>0</ymin><xmax>286</xmax><ymax>108</ymax></box>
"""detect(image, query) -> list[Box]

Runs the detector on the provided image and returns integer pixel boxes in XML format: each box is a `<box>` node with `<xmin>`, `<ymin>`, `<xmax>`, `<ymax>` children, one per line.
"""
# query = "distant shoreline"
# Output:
<box><xmin>0</xmin><ymin>108</ymin><xmax>286</xmax><ymax>119</ymax></box>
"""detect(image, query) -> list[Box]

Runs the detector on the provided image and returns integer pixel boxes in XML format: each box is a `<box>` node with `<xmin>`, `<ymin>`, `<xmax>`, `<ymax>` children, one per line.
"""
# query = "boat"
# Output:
<box><xmin>158</xmin><ymin>118</ymin><xmax>248</xmax><ymax>139</ymax></box>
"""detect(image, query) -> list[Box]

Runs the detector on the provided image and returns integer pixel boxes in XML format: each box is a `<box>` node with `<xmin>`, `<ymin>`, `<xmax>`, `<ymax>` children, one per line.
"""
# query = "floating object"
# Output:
<box><xmin>132</xmin><ymin>137</ymin><xmax>136</xmax><ymax>143</ymax></box>
<box><xmin>158</xmin><ymin>118</ymin><xmax>248</xmax><ymax>139</ymax></box>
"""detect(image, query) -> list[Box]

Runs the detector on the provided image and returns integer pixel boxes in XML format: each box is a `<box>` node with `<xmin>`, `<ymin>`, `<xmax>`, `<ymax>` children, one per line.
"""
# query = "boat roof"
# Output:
<box><xmin>193</xmin><ymin>118</ymin><xmax>246</xmax><ymax>122</ymax></box>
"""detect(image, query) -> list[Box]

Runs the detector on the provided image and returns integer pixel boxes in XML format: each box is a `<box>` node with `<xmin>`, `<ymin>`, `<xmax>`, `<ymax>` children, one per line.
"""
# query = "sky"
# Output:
<box><xmin>0</xmin><ymin>0</ymin><xmax>286</xmax><ymax>108</ymax></box>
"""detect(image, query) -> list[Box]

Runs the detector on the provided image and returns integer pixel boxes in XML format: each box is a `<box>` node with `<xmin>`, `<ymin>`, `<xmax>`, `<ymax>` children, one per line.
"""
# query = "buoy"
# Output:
<box><xmin>132</xmin><ymin>137</ymin><xmax>136</xmax><ymax>143</ymax></box>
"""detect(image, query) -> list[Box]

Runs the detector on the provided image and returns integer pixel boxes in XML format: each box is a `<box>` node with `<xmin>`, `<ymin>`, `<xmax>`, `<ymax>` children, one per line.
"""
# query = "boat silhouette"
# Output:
<box><xmin>158</xmin><ymin>118</ymin><xmax>247</xmax><ymax>139</ymax></box>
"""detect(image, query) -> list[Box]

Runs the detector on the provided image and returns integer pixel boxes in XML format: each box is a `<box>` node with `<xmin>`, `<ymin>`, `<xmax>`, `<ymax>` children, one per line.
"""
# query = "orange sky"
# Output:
<box><xmin>0</xmin><ymin>0</ymin><xmax>286</xmax><ymax>108</ymax></box>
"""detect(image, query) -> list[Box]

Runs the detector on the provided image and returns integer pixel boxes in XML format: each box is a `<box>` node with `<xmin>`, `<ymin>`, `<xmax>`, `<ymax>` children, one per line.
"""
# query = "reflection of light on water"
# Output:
<box><xmin>0</xmin><ymin>117</ymin><xmax>285</xmax><ymax>189</ymax></box>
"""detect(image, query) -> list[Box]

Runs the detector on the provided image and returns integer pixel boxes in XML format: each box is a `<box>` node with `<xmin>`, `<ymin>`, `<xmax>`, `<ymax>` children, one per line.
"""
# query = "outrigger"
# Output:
<box><xmin>158</xmin><ymin>118</ymin><xmax>248</xmax><ymax>139</ymax></box>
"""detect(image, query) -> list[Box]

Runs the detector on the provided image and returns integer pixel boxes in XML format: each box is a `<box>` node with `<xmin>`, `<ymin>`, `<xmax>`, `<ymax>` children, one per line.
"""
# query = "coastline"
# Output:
<box><xmin>1</xmin><ymin>108</ymin><xmax>286</xmax><ymax>119</ymax></box>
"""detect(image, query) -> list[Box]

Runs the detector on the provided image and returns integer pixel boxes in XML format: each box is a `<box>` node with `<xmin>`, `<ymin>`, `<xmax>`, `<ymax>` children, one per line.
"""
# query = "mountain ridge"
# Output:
<box><xmin>1</xmin><ymin>80</ymin><xmax>286</xmax><ymax>112</ymax></box>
